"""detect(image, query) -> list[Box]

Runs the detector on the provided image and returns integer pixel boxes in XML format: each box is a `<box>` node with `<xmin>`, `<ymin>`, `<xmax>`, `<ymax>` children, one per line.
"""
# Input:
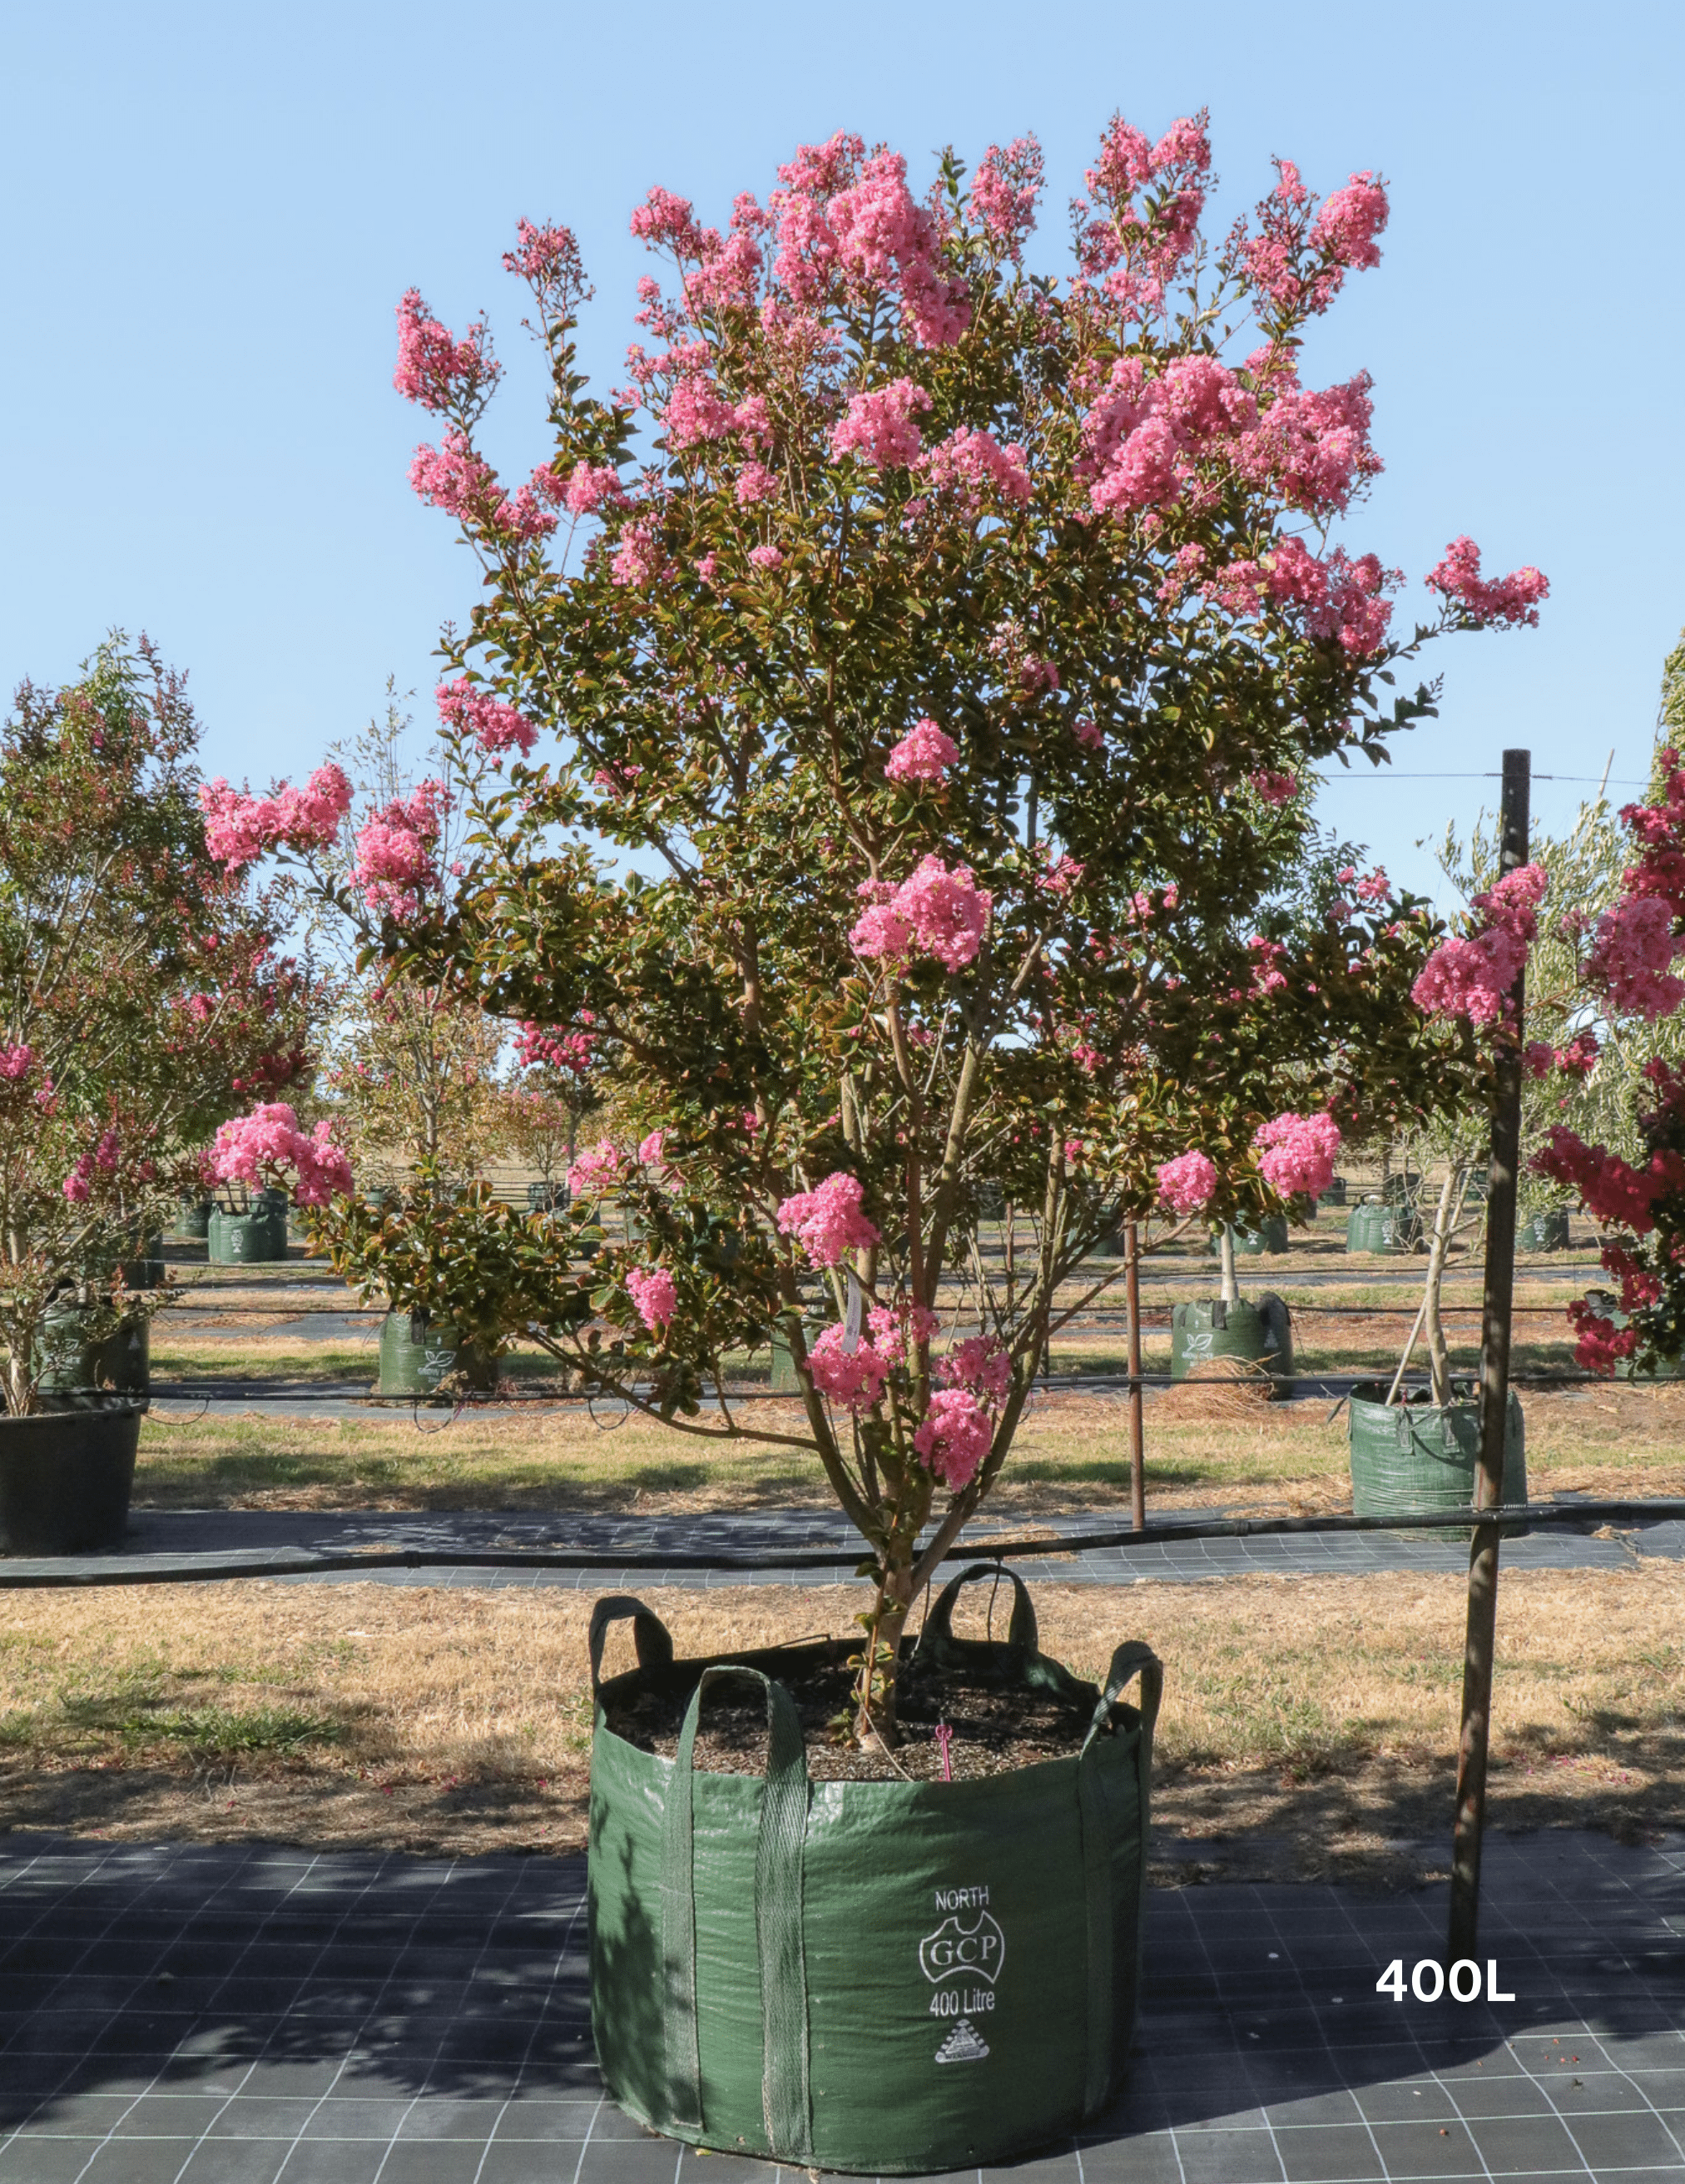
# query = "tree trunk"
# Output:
<box><xmin>1425</xmin><ymin>1165</ymin><xmax>1469</xmax><ymax>1406</ymax></box>
<box><xmin>1218</xmin><ymin>1223</ymin><xmax>1239</xmax><ymax>1305</ymax></box>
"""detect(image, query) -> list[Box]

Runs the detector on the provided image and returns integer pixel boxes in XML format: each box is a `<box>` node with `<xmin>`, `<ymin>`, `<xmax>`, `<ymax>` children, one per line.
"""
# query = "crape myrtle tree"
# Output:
<box><xmin>1406</xmin><ymin>635</ymin><xmax>1685</xmax><ymax>1382</ymax></box>
<box><xmin>220</xmin><ymin>115</ymin><xmax>1547</xmax><ymax>1731</ymax></box>
<box><xmin>0</xmin><ymin>639</ymin><xmax>312</xmax><ymax>1414</ymax></box>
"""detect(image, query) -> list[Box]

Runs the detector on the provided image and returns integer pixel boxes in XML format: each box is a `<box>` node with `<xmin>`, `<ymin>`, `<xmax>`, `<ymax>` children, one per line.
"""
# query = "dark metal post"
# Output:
<box><xmin>1126</xmin><ymin>1221</ymin><xmax>1146</xmax><ymax>1533</ymax></box>
<box><xmin>1447</xmin><ymin>747</ymin><xmax>1529</xmax><ymax>1962</ymax></box>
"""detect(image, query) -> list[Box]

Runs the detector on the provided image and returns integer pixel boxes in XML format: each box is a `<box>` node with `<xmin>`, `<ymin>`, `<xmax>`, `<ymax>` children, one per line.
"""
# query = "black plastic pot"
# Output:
<box><xmin>527</xmin><ymin>1181</ymin><xmax>570</xmax><ymax>1213</ymax></box>
<box><xmin>0</xmin><ymin>1403</ymin><xmax>141</xmax><ymax>1553</ymax></box>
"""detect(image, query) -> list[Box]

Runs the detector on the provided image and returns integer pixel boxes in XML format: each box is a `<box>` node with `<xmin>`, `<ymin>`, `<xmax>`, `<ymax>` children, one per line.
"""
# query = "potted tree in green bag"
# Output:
<box><xmin>0</xmin><ymin>638</ymin><xmax>311</xmax><ymax>1549</ymax></box>
<box><xmin>219</xmin><ymin>113</ymin><xmax>1535</xmax><ymax>2169</ymax></box>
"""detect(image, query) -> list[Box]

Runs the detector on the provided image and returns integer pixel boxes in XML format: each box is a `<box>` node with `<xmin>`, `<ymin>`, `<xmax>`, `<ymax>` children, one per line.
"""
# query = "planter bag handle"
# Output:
<box><xmin>1077</xmin><ymin>1640</ymin><xmax>1163</xmax><ymax>2120</ymax></box>
<box><xmin>587</xmin><ymin>1595</ymin><xmax>675</xmax><ymax>1700</ymax></box>
<box><xmin>662</xmin><ymin>1664</ymin><xmax>812</xmax><ymax>2162</ymax></box>
<box><xmin>914</xmin><ymin>1561</ymin><xmax>1095</xmax><ymax>1705</ymax></box>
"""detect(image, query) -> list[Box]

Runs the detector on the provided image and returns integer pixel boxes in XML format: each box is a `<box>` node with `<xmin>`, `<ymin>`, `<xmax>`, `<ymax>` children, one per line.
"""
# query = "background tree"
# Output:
<box><xmin>0</xmin><ymin>637</ymin><xmax>311</xmax><ymax>1413</ymax></box>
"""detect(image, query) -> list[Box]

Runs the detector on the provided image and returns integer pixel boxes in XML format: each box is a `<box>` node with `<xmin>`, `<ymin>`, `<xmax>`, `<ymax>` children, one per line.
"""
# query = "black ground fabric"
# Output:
<box><xmin>0</xmin><ymin>1829</ymin><xmax>1678</xmax><ymax>2181</ymax></box>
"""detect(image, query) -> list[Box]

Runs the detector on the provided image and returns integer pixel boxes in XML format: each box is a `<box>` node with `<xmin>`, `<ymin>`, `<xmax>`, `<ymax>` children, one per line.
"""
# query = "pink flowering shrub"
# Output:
<box><xmin>1252</xmin><ymin>1111</ymin><xmax>1341</xmax><ymax>1198</ymax></box>
<box><xmin>625</xmin><ymin>1265</ymin><xmax>676</xmax><ymax>1333</ymax></box>
<box><xmin>344</xmin><ymin>108</ymin><xmax>1554</xmax><ymax>1726</ymax></box>
<box><xmin>211</xmin><ymin>1102</ymin><xmax>353</xmax><ymax>1208</ymax></box>
<box><xmin>776</xmin><ymin>1171</ymin><xmax>880</xmax><ymax>1268</ymax></box>
<box><xmin>1157</xmin><ymin>1150</ymin><xmax>1218</xmax><ymax>1212</ymax></box>
<box><xmin>884</xmin><ymin>719</ymin><xmax>959</xmax><ymax>785</ymax></box>
<box><xmin>1583</xmin><ymin>894</ymin><xmax>1685</xmax><ymax>1021</ymax></box>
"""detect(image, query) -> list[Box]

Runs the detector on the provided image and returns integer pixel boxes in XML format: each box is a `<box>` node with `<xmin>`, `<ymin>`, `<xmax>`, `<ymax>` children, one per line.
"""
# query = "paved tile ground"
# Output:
<box><xmin>4</xmin><ymin>1503</ymin><xmax>1681</xmax><ymax>1595</ymax></box>
<box><xmin>0</xmin><ymin>1830</ymin><xmax>1678</xmax><ymax>2182</ymax></box>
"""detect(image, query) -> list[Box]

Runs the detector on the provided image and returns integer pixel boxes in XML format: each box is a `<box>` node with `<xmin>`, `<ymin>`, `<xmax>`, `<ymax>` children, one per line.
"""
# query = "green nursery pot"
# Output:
<box><xmin>1207</xmin><ymin>1216</ymin><xmax>1289</xmax><ymax>1257</ymax></box>
<box><xmin>34</xmin><ymin>1300</ymin><xmax>150</xmax><ymax>1407</ymax></box>
<box><xmin>375</xmin><ymin>1311</ymin><xmax>495</xmax><ymax>1398</ymax></box>
<box><xmin>1345</xmin><ymin>1201</ymin><xmax>1417</xmax><ymax>1255</ymax></box>
<box><xmin>587</xmin><ymin>1569</ymin><xmax>1162</xmax><ymax>2174</ymax></box>
<box><xmin>1347</xmin><ymin>1379</ymin><xmax>1526</xmax><ymax>1538</ymax></box>
<box><xmin>1169</xmin><ymin>1295</ymin><xmax>1293</xmax><ymax>1388</ymax></box>
<box><xmin>177</xmin><ymin>1200</ymin><xmax>215</xmax><ymax>1240</ymax></box>
<box><xmin>1517</xmin><ymin>1207</ymin><xmax>1571</xmax><ymax>1251</ymax></box>
<box><xmin>207</xmin><ymin>1209</ymin><xmax>285</xmax><ymax>1265</ymax></box>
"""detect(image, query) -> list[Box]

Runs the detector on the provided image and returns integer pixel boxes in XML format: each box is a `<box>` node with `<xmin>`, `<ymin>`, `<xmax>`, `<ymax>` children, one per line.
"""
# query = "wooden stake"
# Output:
<box><xmin>1126</xmin><ymin>1221</ymin><xmax>1146</xmax><ymax>1533</ymax></box>
<box><xmin>1447</xmin><ymin>747</ymin><xmax>1529</xmax><ymax>1964</ymax></box>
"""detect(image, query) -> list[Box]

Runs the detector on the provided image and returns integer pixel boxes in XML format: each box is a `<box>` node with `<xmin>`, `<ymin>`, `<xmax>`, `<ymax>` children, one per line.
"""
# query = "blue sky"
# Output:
<box><xmin>2</xmin><ymin>0</ymin><xmax>1680</xmax><ymax>909</ymax></box>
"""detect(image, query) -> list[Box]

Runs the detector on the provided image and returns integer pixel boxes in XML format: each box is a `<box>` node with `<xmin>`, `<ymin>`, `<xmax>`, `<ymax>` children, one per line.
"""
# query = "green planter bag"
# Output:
<box><xmin>177</xmin><ymin>1200</ymin><xmax>214</xmax><ymax>1240</ymax></box>
<box><xmin>208</xmin><ymin>1209</ymin><xmax>285</xmax><ymax>1265</ymax></box>
<box><xmin>1518</xmin><ymin>1207</ymin><xmax>1570</xmax><ymax>1251</ymax></box>
<box><xmin>1207</xmin><ymin>1216</ymin><xmax>1288</xmax><ymax>1257</ymax></box>
<box><xmin>1170</xmin><ymin>1295</ymin><xmax>1292</xmax><ymax>1388</ymax></box>
<box><xmin>376</xmin><ymin>1311</ymin><xmax>495</xmax><ymax>1398</ymax></box>
<box><xmin>587</xmin><ymin>1570</ymin><xmax>1162</xmax><ymax>2175</ymax></box>
<box><xmin>1346</xmin><ymin>1201</ymin><xmax>1416</xmax><ymax>1255</ymax></box>
<box><xmin>1348</xmin><ymin>1379</ymin><xmax>1526</xmax><ymax>1538</ymax></box>
<box><xmin>35</xmin><ymin>1301</ymin><xmax>150</xmax><ymax>1407</ymax></box>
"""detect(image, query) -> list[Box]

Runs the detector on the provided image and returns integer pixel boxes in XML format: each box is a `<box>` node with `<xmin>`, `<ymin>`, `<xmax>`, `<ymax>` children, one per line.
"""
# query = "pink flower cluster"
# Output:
<box><xmin>1583</xmin><ymin>894</ymin><xmax>1685</xmax><ymax>1021</ymax></box>
<box><xmin>850</xmin><ymin>857</ymin><xmax>992</xmax><ymax>973</ymax></box>
<box><xmin>969</xmin><ymin>136</ymin><xmax>1044</xmax><ymax>260</ymax></box>
<box><xmin>1425</xmin><ymin>537</ymin><xmax>1549</xmax><ymax>629</ymax></box>
<box><xmin>830</xmin><ymin>378</ymin><xmax>932</xmax><ymax>468</ymax></box>
<box><xmin>913</xmin><ymin>1389</ymin><xmax>991</xmax><ymax>1491</ymax></box>
<box><xmin>1533</xmin><ymin>1126</ymin><xmax>1685</xmax><ymax>1239</ymax></box>
<box><xmin>1157</xmin><ymin>1149</ymin><xmax>1217</xmax><ymax>1212</ymax></box>
<box><xmin>775</xmin><ymin>1171</ymin><xmax>880</xmax><ymax>1269</ymax></box>
<box><xmin>935</xmin><ymin>1335</ymin><xmax>1012</xmax><ymax>1405</ymax></box>
<box><xmin>805</xmin><ymin>1323</ymin><xmax>894</xmax><ymax>1414</ymax></box>
<box><xmin>625</xmin><ymin>1265</ymin><xmax>676</xmax><ymax>1334</ymax></box>
<box><xmin>517</xmin><ymin>1018</ymin><xmax>596</xmax><ymax>1077</ymax></box>
<box><xmin>772</xmin><ymin>139</ymin><xmax>970</xmax><ymax>348</ymax></box>
<box><xmin>884</xmin><ymin>719</ymin><xmax>958</xmax><ymax>785</ymax></box>
<box><xmin>560</xmin><ymin>463</ymin><xmax>627</xmax><ymax>515</ymax></box>
<box><xmin>1075</xmin><ymin>111</ymin><xmax>1212</xmax><ymax>320</ymax></box>
<box><xmin>435</xmin><ymin>680</ymin><xmax>538</xmax><ymax>759</ymax></box>
<box><xmin>918</xmin><ymin>425</ymin><xmax>1033</xmax><ymax>507</ymax></box>
<box><xmin>1212</xmin><ymin>537</ymin><xmax>1394</xmax><ymax>657</ymax></box>
<box><xmin>351</xmin><ymin>781</ymin><xmax>447</xmax><ymax>918</ymax></box>
<box><xmin>409</xmin><ymin>431</ymin><xmax>555</xmax><ymax>542</ymax></box>
<box><xmin>1250</xmin><ymin>770</ymin><xmax>1298</xmax><ymax>805</ymax></box>
<box><xmin>1247</xmin><ymin>934</ymin><xmax>1289</xmax><ymax>997</ymax></box>
<box><xmin>1253</xmin><ymin>1112</ymin><xmax>1341</xmax><ymax>1198</ymax></box>
<box><xmin>211</xmin><ymin>1102</ymin><xmax>353</xmax><ymax>1208</ymax></box>
<box><xmin>1411</xmin><ymin>863</ymin><xmax>1547</xmax><ymax>1026</ymax></box>
<box><xmin>393</xmin><ymin>290</ymin><xmax>501</xmax><ymax>416</ymax></box>
<box><xmin>567</xmin><ymin>1141</ymin><xmax>623</xmax><ymax>1196</ymax></box>
<box><xmin>1242</xmin><ymin>161</ymin><xmax>1389</xmax><ymax>320</ymax></box>
<box><xmin>200</xmin><ymin>765</ymin><xmax>354</xmax><ymax>869</ymax></box>
<box><xmin>0</xmin><ymin>1044</ymin><xmax>32</xmax><ymax>1082</ymax></box>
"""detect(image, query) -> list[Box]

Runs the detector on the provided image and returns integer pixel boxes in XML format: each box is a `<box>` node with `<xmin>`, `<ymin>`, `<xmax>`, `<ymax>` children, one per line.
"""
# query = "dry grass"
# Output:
<box><xmin>0</xmin><ymin>1569</ymin><xmax>1678</xmax><ymax>1888</ymax></box>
